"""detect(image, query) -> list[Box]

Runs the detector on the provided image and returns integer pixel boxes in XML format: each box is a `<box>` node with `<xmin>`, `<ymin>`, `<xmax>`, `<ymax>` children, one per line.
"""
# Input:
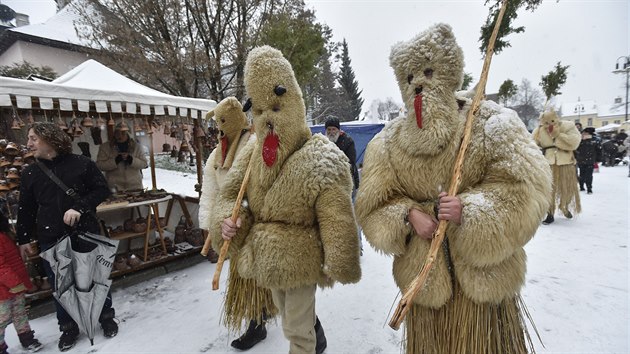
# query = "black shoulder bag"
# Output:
<box><xmin>36</xmin><ymin>161</ymin><xmax>109</xmax><ymax>237</ymax></box>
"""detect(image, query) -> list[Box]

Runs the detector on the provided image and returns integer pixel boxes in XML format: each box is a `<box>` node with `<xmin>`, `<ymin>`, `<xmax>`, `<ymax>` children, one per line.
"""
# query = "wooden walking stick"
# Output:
<box><xmin>388</xmin><ymin>0</ymin><xmax>510</xmax><ymax>330</ymax></box>
<box><xmin>211</xmin><ymin>155</ymin><xmax>254</xmax><ymax>290</ymax></box>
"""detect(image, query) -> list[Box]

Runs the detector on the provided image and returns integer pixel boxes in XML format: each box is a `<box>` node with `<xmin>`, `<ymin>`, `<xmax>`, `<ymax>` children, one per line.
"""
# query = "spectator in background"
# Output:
<box><xmin>96</xmin><ymin>122</ymin><xmax>148</xmax><ymax>192</ymax></box>
<box><xmin>616</xmin><ymin>129</ymin><xmax>628</xmax><ymax>144</ymax></box>
<box><xmin>624</xmin><ymin>136</ymin><xmax>630</xmax><ymax>177</ymax></box>
<box><xmin>325</xmin><ymin>118</ymin><xmax>360</xmax><ymax>194</ymax></box>
<box><xmin>575</xmin><ymin>129</ymin><xmax>601</xmax><ymax>194</ymax></box>
<box><xmin>0</xmin><ymin>212</ymin><xmax>43</xmax><ymax>354</ymax></box>
<box><xmin>575</xmin><ymin>122</ymin><xmax>583</xmax><ymax>133</ymax></box>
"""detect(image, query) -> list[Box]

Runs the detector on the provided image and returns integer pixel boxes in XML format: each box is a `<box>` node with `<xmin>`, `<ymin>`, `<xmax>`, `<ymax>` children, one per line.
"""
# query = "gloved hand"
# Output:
<box><xmin>9</xmin><ymin>283</ymin><xmax>26</xmax><ymax>294</ymax></box>
<box><xmin>125</xmin><ymin>155</ymin><xmax>133</xmax><ymax>165</ymax></box>
<box><xmin>115</xmin><ymin>154</ymin><xmax>124</xmax><ymax>164</ymax></box>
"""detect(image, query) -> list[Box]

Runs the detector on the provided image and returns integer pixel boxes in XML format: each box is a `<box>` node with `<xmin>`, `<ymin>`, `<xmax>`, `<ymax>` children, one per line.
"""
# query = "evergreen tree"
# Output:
<box><xmin>307</xmin><ymin>48</ymin><xmax>344</xmax><ymax>124</ymax></box>
<box><xmin>497</xmin><ymin>79</ymin><xmax>518</xmax><ymax>106</ymax></box>
<box><xmin>540</xmin><ymin>61</ymin><xmax>570</xmax><ymax>102</ymax></box>
<box><xmin>337</xmin><ymin>39</ymin><xmax>363</xmax><ymax>121</ymax></box>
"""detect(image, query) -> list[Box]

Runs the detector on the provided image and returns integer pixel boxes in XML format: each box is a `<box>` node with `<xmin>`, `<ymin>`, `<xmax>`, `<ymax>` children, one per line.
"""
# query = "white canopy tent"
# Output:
<box><xmin>0</xmin><ymin>59</ymin><xmax>216</xmax><ymax>117</ymax></box>
<box><xmin>595</xmin><ymin>123</ymin><xmax>621</xmax><ymax>133</ymax></box>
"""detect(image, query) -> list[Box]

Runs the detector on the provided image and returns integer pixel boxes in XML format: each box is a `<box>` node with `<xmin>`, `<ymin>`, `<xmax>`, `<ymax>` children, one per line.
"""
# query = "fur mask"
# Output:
<box><xmin>207</xmin><ymin>97</ymin><xmax>249</xmax><ymax>169</ymax></box>
<box><xmin>539</xmin><ymin>111</ymin><xmax>561</xmax><ymax>135</ymax></box>
<box><xmin>389</xmin><ymin>23</ymin><xmax>465</xmax><ymax>156</ymax></box>
<box><xmin>243</xmin><ymin>46</ymin><xmax>311</xmax><ymax>170</ymax></box>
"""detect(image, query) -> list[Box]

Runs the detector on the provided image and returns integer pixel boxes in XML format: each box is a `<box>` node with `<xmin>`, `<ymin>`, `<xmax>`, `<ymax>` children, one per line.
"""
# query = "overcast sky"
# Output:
<box><xmin>4</xmin><ymin>0</ymin><xmax>629</xmax><ymax>114</ymax></box>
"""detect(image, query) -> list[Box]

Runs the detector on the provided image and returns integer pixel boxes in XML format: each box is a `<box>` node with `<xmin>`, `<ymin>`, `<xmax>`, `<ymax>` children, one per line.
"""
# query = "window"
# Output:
<box><xmin>574</xmin><ymin>119</ymin><xmax>580</xmax><ymax>124</ymax></box>
<box><xmin>587</xmin><ymin>118</ymin><xmax>592</xmax><ymax>126</ymax></box>
<box><xmin>602</xmin><ymin>121</ymin><xmax>608</xmax><ymax>126</ymax></box>
<box><xmin>614</xmin><ymin>120</ymin><xmax>621</xmax><ymax>124</ymax></box>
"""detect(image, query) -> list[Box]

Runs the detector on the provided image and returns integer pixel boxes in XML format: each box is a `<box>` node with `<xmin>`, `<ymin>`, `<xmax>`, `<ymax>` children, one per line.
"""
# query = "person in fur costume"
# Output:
<box><xmin>210</xmin><ymin>45</ymin><xmax>361</xmax><ymax>354</ymax></box>
<box><xmin>354</xmin><ymin>23</ymin><xmax>551</xmax><ymax>354</ymax></box>
<box><xmin>198</xmin><ymin>97</ymin><xmax>277</xmax><ymax>350</ymax></box>
<box><xmin>532</xmin><ymin>111</ymin><xmax>581</xmax><ymax>224</ymax></box>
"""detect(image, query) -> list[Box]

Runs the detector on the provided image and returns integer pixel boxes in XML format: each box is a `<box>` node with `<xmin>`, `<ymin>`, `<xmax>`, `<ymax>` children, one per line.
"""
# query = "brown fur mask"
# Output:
<box><xmin>389</xmin><ymin>23</ymin><xmax>465</xmax><ymax>156</ymax></box>
<box><xmin>207</xmin><ymin>97</ymin><xmax>249</xmax><ymax>169</ymax></box>
<box><xmin>243</xmin><ymin>46</ymin><xmax>311</xmax><ymax>186</ymax></box>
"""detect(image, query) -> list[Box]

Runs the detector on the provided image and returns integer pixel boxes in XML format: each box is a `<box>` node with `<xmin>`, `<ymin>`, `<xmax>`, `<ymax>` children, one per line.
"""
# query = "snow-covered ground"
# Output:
<box><xmin>5</xmin><ymin>165</ymin><xmax>629</xmax><ymax>353</ymax></box>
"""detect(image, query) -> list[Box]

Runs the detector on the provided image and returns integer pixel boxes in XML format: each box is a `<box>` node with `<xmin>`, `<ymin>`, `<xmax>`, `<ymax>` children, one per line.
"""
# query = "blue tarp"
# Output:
<box><xmin>310</xmin><ymin>123</ymin><xmax>385</xmax><ymax>166</ymax></box>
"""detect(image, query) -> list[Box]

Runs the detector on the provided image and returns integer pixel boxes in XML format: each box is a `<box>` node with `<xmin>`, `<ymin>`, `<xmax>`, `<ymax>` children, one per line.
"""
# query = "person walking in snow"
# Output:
<box><xmin>575</xmin><ymin>128</ymin><xmax>601</xmax><ymax>194</ymax></box>
<box><xmin>211</xmin><ymin>46</ymin><xmax>361</xmax><ymax>354</ymax></box>
<box><xmin>16</xmin><ymin>122</ymin><xmax>118</xmax><ymax>351</ymax></box>
<box><xmin>0</xmin><ymin>212</ymin><xmax>43</xmax><ymax>354</ymax></box>
<box><xmin>533</xmin><ymin>110</ymin><xmax>581</xmax><ymax>224</ymax></box>
<box><xmin>355</xmin><ymin>24</ymin><xmax>551</xmax><ymax>354</ymax></box>
<box><xmin>198</xmin><ymin>97</ymin><xmax>277</xmax><ymax>350</ymax></box>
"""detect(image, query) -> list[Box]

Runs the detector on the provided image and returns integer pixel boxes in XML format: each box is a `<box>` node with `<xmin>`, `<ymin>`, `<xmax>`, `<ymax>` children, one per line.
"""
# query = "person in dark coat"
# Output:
<box><xmin>16</xmin><ymin>122</ymin><xmax>118</xmax><ymax>352</ymax></box>
<box><xmin>0</xmin><ymin>212</ymin><xmax>42</xmax><ymax>354</ymax></box>
<box><xmin>575</xmin><ymin>129</ymin><xmax>602</xmax><ymax>194</ymax></box>
<box><xmin>325</xmin><ymin>118</ymin><xmax>360</xmax><ymax>192</ymax></box>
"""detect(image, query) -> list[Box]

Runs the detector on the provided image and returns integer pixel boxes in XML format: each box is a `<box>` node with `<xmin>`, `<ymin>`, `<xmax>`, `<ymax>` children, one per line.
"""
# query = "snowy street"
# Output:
<box><xmin>4</xmin><ymin>165</ymin><xmax>628</xmax><ymax>353</ymax></box>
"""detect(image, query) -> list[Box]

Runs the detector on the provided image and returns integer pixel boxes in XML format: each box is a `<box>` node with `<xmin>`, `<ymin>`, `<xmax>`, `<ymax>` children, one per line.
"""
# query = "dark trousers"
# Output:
<box><xmin>577</xmin><ymin>163</ymin><xmax>594</xmax><ymax>190</ymax></box>
<box><xmin>41</xmin><ymin>257</ymin><xmax>114</xmax><ymax>331</ymax></box>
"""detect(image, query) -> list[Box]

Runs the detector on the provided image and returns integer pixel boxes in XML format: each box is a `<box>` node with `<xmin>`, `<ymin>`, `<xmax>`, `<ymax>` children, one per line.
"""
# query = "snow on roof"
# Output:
<box><xmin>597</xmin><ymin>101</ymin><xmax>627</xmax><ymax>118</ymax></box>
<box><xmin>8</xmin><ymin>0</ymin><xmax>91</xmax><ymax>47</ymax></box>
<box><xmin>560</xmin><ymin>100</ymin><xmax>598</xmax><ymax>117</ymax></box>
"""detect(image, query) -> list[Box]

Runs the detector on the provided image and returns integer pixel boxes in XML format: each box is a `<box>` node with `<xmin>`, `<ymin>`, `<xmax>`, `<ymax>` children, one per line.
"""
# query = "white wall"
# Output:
<box><xmin>0</xmin><ymin>40</ymin><xmax>92</xmax><ymax>77</ymax></box>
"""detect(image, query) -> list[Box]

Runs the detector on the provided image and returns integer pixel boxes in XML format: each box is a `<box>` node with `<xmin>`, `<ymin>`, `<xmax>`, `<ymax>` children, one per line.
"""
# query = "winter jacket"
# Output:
<box><xmin>575</xmin><ymin>136</ymin><xmax>602</xmax><ymax>165</ymax></box>
<box><xmin>356</xmin><ymin>100</ymin><xmax>551</xmax><ymax>308</ymax></box>
<box><xmin>198</xmin><ymin>131</ymin><xmax>252</xmax><ymax>231</ymax></box>
<box><xmin>334</xmin><ymin>132</ymin><xmax>360</xmax><ymax>190</ymax></box>
<box><xmin>209</xmin><ymin>135</ymin><xmax>361</xmax><ymax>290</ymax></box>
<box><xmin>96</xmin><ymin>139</ymin><xmax>148</xmax><ymax>191</ymax></box>
<box><xmin>0</xmin><ymin>232</ymin><xmax>33</xmax><ymax>300</ymax></box>
<box><xmin>533</xmin><ymin>120</ymin><xmax>581</xmax><ymax>166</ymax></box>
<box><xmin>16</xmin><ymin>154</ymin><xmax>111</xmax><ymax>249</ymax></box>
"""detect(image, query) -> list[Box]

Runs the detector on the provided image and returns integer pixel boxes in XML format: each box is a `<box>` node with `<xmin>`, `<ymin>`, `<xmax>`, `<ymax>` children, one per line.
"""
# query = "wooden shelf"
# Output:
<box><xmin>109</xmin><ymin>228</ymin><xmax>156</xmax><ymax>241</ymax></box>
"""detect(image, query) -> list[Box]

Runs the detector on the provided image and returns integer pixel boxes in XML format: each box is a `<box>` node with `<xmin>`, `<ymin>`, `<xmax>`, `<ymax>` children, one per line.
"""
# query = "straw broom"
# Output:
<box><xmin>388</xmin><ymin>0</ymin><xmax>510</xmax><ymax>331</ymax></box>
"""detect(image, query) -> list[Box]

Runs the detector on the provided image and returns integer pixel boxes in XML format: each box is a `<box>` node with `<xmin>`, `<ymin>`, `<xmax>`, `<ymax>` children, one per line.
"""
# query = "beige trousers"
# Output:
<box><xmin>271</xmin><ymin>284</ymin><xmax>317</xmax><ymax>354</ymax></box>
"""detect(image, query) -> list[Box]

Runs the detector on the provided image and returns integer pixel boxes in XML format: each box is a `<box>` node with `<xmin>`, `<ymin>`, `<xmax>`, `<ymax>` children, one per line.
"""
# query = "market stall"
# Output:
<box><xmin>0</xmin><ymin>59</ymin><xmax>217</xmax><ymax>300</ymax></box>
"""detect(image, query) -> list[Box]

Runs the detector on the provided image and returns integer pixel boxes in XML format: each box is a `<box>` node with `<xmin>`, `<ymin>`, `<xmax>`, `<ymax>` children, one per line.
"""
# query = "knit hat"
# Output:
<box><xmin>325</xmin><ymin>117</ymin><xmax>340</xmax><ymax>129</ymax></box>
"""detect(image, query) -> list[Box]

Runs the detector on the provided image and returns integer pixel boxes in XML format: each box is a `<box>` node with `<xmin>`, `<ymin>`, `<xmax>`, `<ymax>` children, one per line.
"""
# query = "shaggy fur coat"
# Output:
<box><xmin>533</xmin><ymin>111</ymin><xmax>581</xmax><ymax>166</ymax></box>
<box><xmin>209</xmin><ymin>46</ymin><xmax>361</xmax><ymax>290</ymax></box>
<box><xmin>198</xmin><ymin>97</ymin><xmax>252</xmax><ymax>232</ymax></box>
<box><xmin>356</xmin><ymin>23</ymin><xmax>551</xmax><ymax>309</ymax></box>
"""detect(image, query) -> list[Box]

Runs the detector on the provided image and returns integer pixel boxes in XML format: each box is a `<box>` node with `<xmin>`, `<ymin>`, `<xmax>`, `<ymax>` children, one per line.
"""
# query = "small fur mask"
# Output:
<box><xmin>207</xmin><ymin>97</ymin><xmax>248</xmax><ymax>169</ymax></box>
<box><xmin>539</xmin><ymin>111</ymin><xmax>561</xmax><ymax>135</ymax></box>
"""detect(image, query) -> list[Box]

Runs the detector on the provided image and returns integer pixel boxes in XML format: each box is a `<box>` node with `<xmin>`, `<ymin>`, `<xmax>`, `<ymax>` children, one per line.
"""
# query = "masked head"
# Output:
<box><xmin>244</xmin><ymin>45</ymin><xmax>311</xmax><ymax>168</ymax></box>
<box><xmin>539</xmin><ymin>111</ymin><xmax>561</xmax><ymax>135</ymax></box>
<box><xmin>388</xmin><ymin>24</ymin><xmax>465</xmax><ymax>155</ymax></box>
<box><xmin>207</xmin><ymin>97</ymin><xmax>248</xmax><ymax>140</ymax></box>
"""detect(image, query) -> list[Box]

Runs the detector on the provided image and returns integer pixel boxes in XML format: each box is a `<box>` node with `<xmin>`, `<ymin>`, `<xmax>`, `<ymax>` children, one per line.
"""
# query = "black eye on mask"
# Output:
<box><xmin>407</xmin><ymin>74</ymin><xmax>414</xmax><ymax>84</ymax></box>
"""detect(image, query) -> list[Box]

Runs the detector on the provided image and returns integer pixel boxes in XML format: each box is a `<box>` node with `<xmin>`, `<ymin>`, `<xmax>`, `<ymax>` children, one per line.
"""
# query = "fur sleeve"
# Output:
<box><xmin>448</xmin><ymin>109</ymin><xmax>552</xmax><ymax>268</ymax></box>
<box><xmin>555</xmin><ymin>121</ymin><xmax>581</xmax><ymax>151</ymax></box>
<box><xmin>198</xmin><ymin>149</ymin><xmax>219</xmax><ymax>231</ymax></box>
<box><xmin>355</xmin><ymin>135</ymin><xmax>432</xmax><ymax>256</ymax></box>
<box><xmin>207</xmin><ymin>140</ymin><xmax>255</xmax><ymax>256</ymax></box>
<box><xmin>316</xmin><ymin>176</ymin><xmax>361</xmax><ymax>284</ymax></box>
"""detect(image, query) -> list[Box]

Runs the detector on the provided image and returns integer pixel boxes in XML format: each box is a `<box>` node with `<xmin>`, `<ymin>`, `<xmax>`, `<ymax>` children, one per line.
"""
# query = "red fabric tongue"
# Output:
<box><xmin>547</xmin><ymin>125</ymin><xmax>554</xmax><ymax>134</ymax></box>
<box><xmin>262</xmin><ymin>131</ymin><xmax>279</xmax><ymax>167</ymax></box>
<box><xmin>414</xmin><ymin>94</ymin><xmax>423</xmax><ymax>128</ymax></box>
<box><xmin>220</xmin><ymin>136</ymin><xmax>229</xmax><ymax>164</ymax></box>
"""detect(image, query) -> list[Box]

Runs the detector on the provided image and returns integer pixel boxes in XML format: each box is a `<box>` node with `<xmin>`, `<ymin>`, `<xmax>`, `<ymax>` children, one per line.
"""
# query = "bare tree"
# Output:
<box><xmin>377</xmin><ymin>98</ymin><xmax>401</xmax><ymax>121</ymax></box>
<box><xmin>511</xmin><ymin>78</ymin><xmax>544</xmax><ymax>130</ymax></box>
<box><xmin>73</xmin><ymin>0</ymin><xmax>282</xmax><ymax>101</ymax></box>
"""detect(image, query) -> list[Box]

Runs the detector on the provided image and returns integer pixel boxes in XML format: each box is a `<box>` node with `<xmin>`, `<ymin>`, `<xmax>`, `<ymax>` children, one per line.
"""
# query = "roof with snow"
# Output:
<box><xmin>0</xmin><ymin>0</ymin><xmax>92</xmax><ymax>54</ymax></box>
<box><xmin>560</xmin><ymin>100</ymin><xmax>598</xmax><ymax>117</ymax></box>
